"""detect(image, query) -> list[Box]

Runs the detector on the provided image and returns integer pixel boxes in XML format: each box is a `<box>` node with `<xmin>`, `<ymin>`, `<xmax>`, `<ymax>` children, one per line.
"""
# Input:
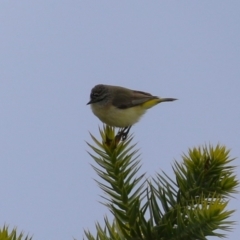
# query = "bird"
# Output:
<box><xmin>87</xmin><ymin>84</ymin><xmax>177</xmax><ymax>140</ymax></box>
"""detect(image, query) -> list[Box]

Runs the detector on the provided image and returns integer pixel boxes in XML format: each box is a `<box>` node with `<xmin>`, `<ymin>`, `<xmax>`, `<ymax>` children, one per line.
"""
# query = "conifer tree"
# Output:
<box><xmin>85</xmin><ymin>126</ymin><xmax>239</xmax><ymax>240</ymax></box>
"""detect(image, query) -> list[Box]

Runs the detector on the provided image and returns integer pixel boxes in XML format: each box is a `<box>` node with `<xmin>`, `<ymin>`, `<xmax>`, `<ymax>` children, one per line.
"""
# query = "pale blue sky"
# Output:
<box><xmin>0</xmin><ymin>1</ymin><xmax>239</xmax><ymax>239</ymax></box>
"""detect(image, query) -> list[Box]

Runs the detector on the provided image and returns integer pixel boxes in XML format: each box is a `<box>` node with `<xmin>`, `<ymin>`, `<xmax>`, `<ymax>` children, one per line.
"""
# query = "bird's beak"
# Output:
<box><xmin>86</xmin><ymin>100</ymin><xmax>92</xmax><ymax>105</ymax></box>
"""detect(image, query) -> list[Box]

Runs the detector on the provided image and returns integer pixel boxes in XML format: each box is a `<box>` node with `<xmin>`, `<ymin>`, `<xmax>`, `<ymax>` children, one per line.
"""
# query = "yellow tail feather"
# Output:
<box><xmin>142</xmin><ymin>98</ymin><xmax>177</xmax><ymax>109</ymax></box>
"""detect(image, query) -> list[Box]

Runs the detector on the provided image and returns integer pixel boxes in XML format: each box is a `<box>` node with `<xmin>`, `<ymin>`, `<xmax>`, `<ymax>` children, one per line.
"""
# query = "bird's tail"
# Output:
<box><xmin>142</xmin><ymin>97</ymin><xmax>177</xmax><ymax>109</ymax></box>
<box><xmin>157</xmin><ymin>97</ymin><xmax>177</xmax><ymax>103</ymax></box>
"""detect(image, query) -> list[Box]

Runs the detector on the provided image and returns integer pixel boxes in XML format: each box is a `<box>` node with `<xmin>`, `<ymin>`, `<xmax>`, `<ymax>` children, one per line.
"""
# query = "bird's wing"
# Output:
<box><xmin>112</xmin><ymin>89</ymin><xmax>157</xmax><ymax>109</ymax></box>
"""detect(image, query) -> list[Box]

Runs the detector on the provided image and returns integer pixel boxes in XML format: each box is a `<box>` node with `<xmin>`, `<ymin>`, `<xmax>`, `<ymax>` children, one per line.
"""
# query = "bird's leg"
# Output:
<box><xmin>121</xmin><ymin>126</ymin><xmax>131</xmax><ymax>141</ymax></box>
<box><xmin>115</xmin><ymin>126</ymin><xmax>132</xmax><ymax>142</ymax></box>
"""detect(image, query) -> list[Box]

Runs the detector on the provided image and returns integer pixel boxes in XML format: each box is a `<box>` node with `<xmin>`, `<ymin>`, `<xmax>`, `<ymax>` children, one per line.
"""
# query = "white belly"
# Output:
<box><xmin>91</xmin><ymin>104</ymin><xmax>146</xmax><ymax>127</ymax></box>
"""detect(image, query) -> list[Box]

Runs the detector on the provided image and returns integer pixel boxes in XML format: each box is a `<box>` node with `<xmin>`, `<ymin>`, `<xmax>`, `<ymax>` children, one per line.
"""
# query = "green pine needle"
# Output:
<box><xmin>85</xmin><ymin>126</ymin><xmax>239</xmax><ymax>240</ymax></box>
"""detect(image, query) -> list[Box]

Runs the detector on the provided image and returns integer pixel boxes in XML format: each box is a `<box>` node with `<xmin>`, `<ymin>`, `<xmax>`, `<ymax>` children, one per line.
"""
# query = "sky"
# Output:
<box><xmin>0</xmin><ymin>1</ymin><xmax>239</xmax><ymax>239</ymax></box>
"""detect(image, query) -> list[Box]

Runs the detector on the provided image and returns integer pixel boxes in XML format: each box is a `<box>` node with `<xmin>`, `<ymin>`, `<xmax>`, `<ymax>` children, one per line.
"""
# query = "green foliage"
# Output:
<box><xmin>86</xmin><ymin>126</ymin><xmax>145</xmax><ymax>240</ymax></box>
<box><xmin>85</xmin><ymin>126</ymin><xmax>239</xmax><ymax>240</ymax></box>
<box><xmin>0</xmin><ymin>226</ymin><xmax>32</xmax><ymax>240</ymax></box>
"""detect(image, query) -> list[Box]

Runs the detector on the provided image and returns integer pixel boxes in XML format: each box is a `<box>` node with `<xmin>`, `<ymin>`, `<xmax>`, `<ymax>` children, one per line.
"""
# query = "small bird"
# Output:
<box><xmin>87</xmin><ymin>84</ymin><xmax>177</xmax><ymax>140</ymax></box>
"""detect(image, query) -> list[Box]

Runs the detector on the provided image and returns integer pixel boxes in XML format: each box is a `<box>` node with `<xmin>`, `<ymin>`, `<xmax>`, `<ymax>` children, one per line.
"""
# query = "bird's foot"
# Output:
<box><xmin>115</xmin><ymin>126</ymin><xmax>131</xmax><ymax>142</ymax></box>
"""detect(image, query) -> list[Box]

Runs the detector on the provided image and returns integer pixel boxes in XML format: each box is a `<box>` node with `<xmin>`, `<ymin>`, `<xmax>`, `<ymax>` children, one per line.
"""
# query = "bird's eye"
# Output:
<box><xmin>91</xmin><ymin>92</ymin><xmax>99</xmax><ymax>98</ymax></box>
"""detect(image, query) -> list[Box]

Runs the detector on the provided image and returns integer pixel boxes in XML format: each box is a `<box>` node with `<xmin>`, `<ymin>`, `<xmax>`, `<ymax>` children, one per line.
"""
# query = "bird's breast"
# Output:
<box><xmin>91</xmin><ymin>103</ymin><xmax>146</xmax><ymax>127</ymax></box>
